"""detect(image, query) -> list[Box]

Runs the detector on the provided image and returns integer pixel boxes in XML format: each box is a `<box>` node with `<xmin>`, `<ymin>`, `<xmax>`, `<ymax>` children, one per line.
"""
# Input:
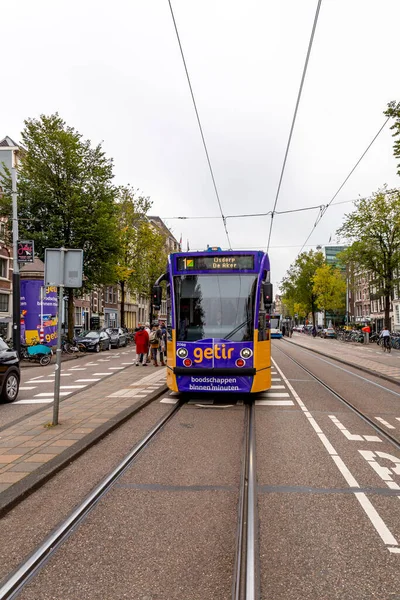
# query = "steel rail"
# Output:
<box><xmin>232</xmin><ymin>401</ymin><xmax>259</xmax><ymax>600</ymax></box>
<box><xmin>276</xmin><ymin>346</ymin><xmax>400</xmax><ymax>451</ymax></box>
<box><xmin>0</xmin><ymin>401</ymin><xmax>182</xmax><ymax>600</ymax></box>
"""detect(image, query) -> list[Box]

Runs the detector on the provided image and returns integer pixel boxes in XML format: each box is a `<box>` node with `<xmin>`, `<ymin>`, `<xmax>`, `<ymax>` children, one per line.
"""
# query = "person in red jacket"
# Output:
<box><xmin>135</xmin><ymin>324</ymin><xmax>149</xmax><ymax>366</ymax></box>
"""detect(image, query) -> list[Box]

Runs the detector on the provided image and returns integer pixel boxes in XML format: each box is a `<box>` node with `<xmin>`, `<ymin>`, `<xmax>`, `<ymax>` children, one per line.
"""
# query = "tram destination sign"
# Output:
<box><xmin>177</xmin><ymin>255</ymin><xmax>254</xmax><ymax>271</ymax></box>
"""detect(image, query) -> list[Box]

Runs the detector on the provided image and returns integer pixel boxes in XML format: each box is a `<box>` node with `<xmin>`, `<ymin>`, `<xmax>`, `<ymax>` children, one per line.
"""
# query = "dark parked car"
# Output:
<box><xmin>0</xmin><ymin>338</ymin><xmax>20</xmax><ymax>403</ymax></box>
<box><xmin>105</xmin><ymin>328</ymin><xmax>127</xmax><ymax>348</ymax></box>
<box><xmin>78</xmin><ymin>330</ymin><xmax>111</xmax><ymax>352</ymax></box>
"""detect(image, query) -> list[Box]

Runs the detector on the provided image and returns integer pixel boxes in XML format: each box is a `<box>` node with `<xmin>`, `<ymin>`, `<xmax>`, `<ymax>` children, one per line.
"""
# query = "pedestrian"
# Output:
<box><xmin>282</xmin><ymin>323</ymin><xmax>286</xmax><ymax>337</ymax></box>
<box><xmin>158</xmin><ymin>324</ymin><xmax>166</xmax><ymax>366</ymax></box>
<box><xmin>135</xmin><ymin>324</ymin><xmax>149</xmax><ymax>366</ymax></box>
<box><xmin>312</xmin><ymin>326</ymin><xmax>317</xmax><ymax>338</ymax></box>
<box><xmin>144</xmin><ymin>322</ymin><xmax>151</xmax><ymax>362</ymax></box>
<box><xmin>160</xmin><ymin>322</ymin><xmax>168</xmax><ymax>357</ymax></box>
<box><xmin>149</xmin><ymin>325</ymin><xmax>161</xmax><ymax>366</ymax></box>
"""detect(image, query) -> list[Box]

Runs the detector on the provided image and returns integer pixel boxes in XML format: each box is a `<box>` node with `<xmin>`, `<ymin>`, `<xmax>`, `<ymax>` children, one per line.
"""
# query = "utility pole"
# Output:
<box><xmin>11</xmin><ymin>151</ymin><xmax>20</xmax><ymax>356</ymax></box>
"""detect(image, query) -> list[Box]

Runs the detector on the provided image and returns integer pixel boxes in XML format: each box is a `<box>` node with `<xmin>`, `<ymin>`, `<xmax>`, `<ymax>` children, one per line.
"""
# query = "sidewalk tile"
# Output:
<box><xmin>0</xmin><ymin>455</ymin><xmax>24</xmax><ymax>464</ymax></box>
<box><xmin>0</xmin><ymin>472</ymin><xmax>29</xmax><ymax>483</ymax></box>
<box><xmin>25</xmin><ymin>453</ymin><xmax>59</xmax><ymax>462</ymax></box>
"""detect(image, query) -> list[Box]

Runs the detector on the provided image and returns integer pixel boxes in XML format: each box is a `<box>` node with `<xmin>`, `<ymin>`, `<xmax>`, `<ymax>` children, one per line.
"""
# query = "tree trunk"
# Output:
<box><xmin>385</xmin><ymin>293</ymin><xmax>391</xmax><ymax>330</ymax></box>
<box><xmin>120</xmin><ymin>281</ymin><xmax>125</xmax><ymax>328</ymax></box>
<box><xmin>67</xmin><ymin>288</ymin><xmax>75</xmax><ymax>342</ymax></box>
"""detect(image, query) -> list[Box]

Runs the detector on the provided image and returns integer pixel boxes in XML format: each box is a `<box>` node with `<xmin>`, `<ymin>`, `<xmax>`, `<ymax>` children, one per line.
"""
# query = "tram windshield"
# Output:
<box><xmin>174</xmin><ymin>274</ymin><xmax>257</xmax><ymax>342</ymax></box>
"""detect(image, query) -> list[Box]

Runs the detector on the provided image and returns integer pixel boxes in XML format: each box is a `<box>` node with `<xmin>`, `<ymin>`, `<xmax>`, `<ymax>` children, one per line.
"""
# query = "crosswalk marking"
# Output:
<box><xmin>255</xmin><ymin>400</ymin><xmax>294</xmax><ymax>406</ymax></box>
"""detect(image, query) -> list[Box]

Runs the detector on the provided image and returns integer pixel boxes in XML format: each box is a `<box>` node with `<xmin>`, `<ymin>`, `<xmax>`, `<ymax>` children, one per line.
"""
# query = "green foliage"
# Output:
<box><xmin>337</xmin><ymin>187</ymin><xmax>400</xmax><ymax>328</ymax></box>
<box><xmin>281</xmin><ymin>250</ymin><xmax>325</xmax><ymax>324</ymax></box>
<box><xmin>1</xmin><ymin>113</ymin><xmax>120</xmax><ymax>286</ymax></box>
<box><xmin>313</xmin><ymin>264</ymin><xmax>346</xmax><ymax>313</ymax></box>
<box><xmin>384</xmin><ymin>101</ymin><xmax>400</xmax><ymax>176</ymax></box>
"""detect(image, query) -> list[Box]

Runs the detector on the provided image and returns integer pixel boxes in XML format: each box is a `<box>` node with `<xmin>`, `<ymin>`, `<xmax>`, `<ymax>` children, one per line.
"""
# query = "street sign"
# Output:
<box><xmin>17</xmin><ymin>240</ymin><xmax>34</xmax><ymax>263</ymax></box>
<box><xmin>44</xmin><ymin>248</ymin><xmax>83</xmax><ymax>288</ymax></box>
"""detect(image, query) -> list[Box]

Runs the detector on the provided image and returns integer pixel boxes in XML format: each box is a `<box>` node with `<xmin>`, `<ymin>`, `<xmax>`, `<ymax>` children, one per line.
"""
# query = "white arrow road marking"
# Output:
<box><xmin>329</xmin><ymin>415</ymin><xmax>381</xmax><ymax>442</ymax></box>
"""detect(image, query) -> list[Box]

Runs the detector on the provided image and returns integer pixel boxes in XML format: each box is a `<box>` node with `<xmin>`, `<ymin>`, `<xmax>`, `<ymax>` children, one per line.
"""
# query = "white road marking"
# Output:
<box><xmin>19</xmin><ymin>386</ymin><xmax>37</xmax><ymax>390</ymax></box>
<box><xmin>60</xmin><ymin>385</ymin><xmax>86</xmax><ymax>389</ymax></box>
<box><xmin>26</xmin><ymin>380</ymin><xmax>54</xmax><ymax>384</ymax></box>
<box><xmin>255</xmin><ymin>400</ymin><xmax>294</xmax><ymax>406</ymax></box>
<box><xmin>68</xmin><ymin>368</ymin><xmax>86</xmax><ymax>371</ymax></box>
<box><xmin>271</xmin><ymin>385</ymin><xmax>285</xmax><ymax>389</ymax></box>
<box><xmin>261</xmin><ymin>392</ymin><xmax>290</xmax><ymax>397</ymax></box>
<box><xmin>121</xmin><ymin>362</ymin><xmax>133</xmax><ymax>365</ymax></box>
<box><xmin>108</xmin><ymin>367</ymin><xmax>124</xmax><ymax>370</ymax></box>
<box><xmin>160</xmin><ymin>397</ymin><xmax>178</xmax><ymax>404</ymax></box>
<box><xmin>271</xmin><ymin>378</ymin><xmax>282</xmax><ymax>381</ymax></box>
<box><xmin>75</xmin><ymin>379</ymin><xmax>100</xmax><ymax>382</ymax></box>
<box><xmin>272</xmin><ymin>357</ymin><xmax>399</xmax><ymax>551</ymax></box>
<box><xmin>375</xmin><ymin>417</ymin><xmax>395</xmax><ymax>429</ymax></box>
<box><xmin>14</xmin><ymin>399</ymin><xmax>53</xmax><ymax>404</ymax></box>
<box><xmin>34</xmin><ymin>392</ymin><xmax>72</xmax><ymax>397</ymax></box>
<box><xmin>329</xmin><ymin>415</ymin><xmax>381</xmax><ymax>442</ymax></box>
<box><xmin>93</xmin><ymin>373</ymin><xmax>111</xmax><ymax>376</ymax></box>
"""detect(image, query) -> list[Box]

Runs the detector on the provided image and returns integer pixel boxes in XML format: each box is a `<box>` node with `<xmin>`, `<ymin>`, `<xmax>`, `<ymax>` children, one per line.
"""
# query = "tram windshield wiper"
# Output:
<box><xmin>224</xmin><ymin>319</ymin><xmax>251</xmax><ymax>341</ymax></box>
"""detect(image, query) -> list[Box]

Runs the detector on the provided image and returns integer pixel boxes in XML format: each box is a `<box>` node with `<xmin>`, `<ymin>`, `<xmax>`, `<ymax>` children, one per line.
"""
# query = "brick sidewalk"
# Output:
<box><xmin>0</xmin><ymin>364</ymin><xmax>167</xmax><ymax>514</ymax></box>
<box><xmin>284</xmin><ymin>333</ymin><xmax>400</xmax><ymax>382</ymax></box>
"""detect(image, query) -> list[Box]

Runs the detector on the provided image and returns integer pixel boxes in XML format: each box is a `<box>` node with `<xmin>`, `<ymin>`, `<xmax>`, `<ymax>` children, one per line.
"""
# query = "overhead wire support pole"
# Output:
<box><xmin>267</xmin><ymin>0</ymin><xmax>323</xmax><ymax>252</ymax></box>
<box><xmin>167</xmin><ymin>0</ymin><xmax>232</xmax><ymax>249</ymax></box>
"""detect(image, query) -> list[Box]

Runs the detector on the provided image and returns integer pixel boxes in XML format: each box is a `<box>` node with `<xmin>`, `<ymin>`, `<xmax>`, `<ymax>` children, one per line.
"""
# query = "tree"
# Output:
<box><xmin>384</xmin><ymin>101</ymin><xmax>400</xmax><ymax>176</ymax></box>
<box><xmin>115</xmin><ymin>186</ymin><xmax>154</xmax><ymax>328</ymax></box>
<box><xmin>280</xmin><ymin>250</ymin><xmax>325</xmax><ymax>326</ymax></box>
<box><xmin>313</xmin><ymin>264</ymin><xmax>346</xmax><ymax>326</ymax></box>
<box><xmin>337</xmin><ymin>188</ymin><xmax>400</xmax><ymax>329</ymax></box>
<box><xmin>0</xmin><ymin>114</ymin><xmax>120</xmax><ymax>337</ymax></box>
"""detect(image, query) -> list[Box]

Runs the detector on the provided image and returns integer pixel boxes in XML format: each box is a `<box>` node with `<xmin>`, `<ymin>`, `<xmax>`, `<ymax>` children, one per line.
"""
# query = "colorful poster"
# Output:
<box><xmin>20</xmin><ymin>280</ymin><xmax>58</xmax><ymax>345</ymax></box>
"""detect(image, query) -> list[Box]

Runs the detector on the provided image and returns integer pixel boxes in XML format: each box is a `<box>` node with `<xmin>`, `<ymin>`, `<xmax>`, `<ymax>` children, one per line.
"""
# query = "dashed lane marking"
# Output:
<box><xmin>19</xmin><ymin>386</ymin><xmax>37</xmax><ymax>390</ymax></box>
<box><xmin>272</xmin><ymin>357</ymin><xmax>399</xmax><ymax>552</ymax></box>
<box><xmin>93</xmin><ymin>373</ymin><xmax>112</xmax><ymax>376</ymax></box>
<box><xmin>75</xmin><ymin>379</ymin><xmax>101</xmax><ymax>382</ymax></box>
<box><xmin>60</xmin><ymin>385</ymin><xmax>87</xmax><ymax>389</ymax></box>
<box><xmin>108</xmin><ymin>367</ymin><xmax>125</xmax><ymax>370</ymax></box>
<box><xmin>271</xmin><ymin>385</ymin><xmax>285</xmax><ymax>389</ymax></box>
<box><xmin>375</xmin><ymin>417</ymin><xmax>396</xmax><ymax>429</ymax></box>
<box><xmin>34</xmin><ymin>392</ymin><xmax>72</xmax><ymax>397</ymax></box>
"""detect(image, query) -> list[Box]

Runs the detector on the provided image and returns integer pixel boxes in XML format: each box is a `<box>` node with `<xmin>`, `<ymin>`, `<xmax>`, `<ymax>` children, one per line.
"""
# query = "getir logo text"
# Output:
<box><xmin>193</xmin><ymin>344</ymin><xmax>234</xmax><ymax>363</ymax></box>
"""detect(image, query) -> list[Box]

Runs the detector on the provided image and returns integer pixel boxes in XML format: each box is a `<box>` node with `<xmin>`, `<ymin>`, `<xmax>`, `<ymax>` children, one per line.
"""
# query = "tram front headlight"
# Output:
<box><xmin>240</xmin><ymin>348</ymin><xmax>253</xmax><ymax>359</ymax></box>
<box><xmin>177</xmin><ymin>347</ymin><xmax>188</xmax><ymax>359</ymax></box>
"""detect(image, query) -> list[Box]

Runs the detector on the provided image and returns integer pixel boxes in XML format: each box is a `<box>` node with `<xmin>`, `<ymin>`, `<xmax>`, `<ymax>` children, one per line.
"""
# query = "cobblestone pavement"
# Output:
<box><xmin>0</xmin><ymin>361</ymin><xmax>167</xmax><ymax>513</ymax></box>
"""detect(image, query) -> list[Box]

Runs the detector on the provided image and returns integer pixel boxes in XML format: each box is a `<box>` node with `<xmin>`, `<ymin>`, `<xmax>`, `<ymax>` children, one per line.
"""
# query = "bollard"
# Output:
<box><xmin>365</xmin><ymin>332</ymin><xmax>369</xmax><ymax>344</ymax></box>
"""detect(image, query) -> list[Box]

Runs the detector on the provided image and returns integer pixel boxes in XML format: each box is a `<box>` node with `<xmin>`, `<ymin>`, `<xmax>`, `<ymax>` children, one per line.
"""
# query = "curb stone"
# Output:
<box><xmin>0</xmin><ymin>384</ymin><xmax>168</xmax><ymax>518</ymax></box>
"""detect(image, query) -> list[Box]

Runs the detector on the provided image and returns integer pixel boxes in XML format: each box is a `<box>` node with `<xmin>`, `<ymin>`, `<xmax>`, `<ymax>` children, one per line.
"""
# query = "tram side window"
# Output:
<box><xmin>258</xmin><ymin>286</ymin><xmax>268</xmax><ymax>341</ymax></box>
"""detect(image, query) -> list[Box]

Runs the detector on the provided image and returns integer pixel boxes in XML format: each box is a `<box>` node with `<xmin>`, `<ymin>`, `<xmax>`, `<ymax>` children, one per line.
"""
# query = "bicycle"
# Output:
<box><xmin>382</xmin><ymin>336</ymin><xmax>391</xmax><ymax>353</ymax></box>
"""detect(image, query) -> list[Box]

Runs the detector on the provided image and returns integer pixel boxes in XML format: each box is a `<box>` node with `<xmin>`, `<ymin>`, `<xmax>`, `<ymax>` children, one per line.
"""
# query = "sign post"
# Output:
<box><xmin>45</xmin><ymin>248</ymin><xmax>83</xmax><ymax>426</ymax></box>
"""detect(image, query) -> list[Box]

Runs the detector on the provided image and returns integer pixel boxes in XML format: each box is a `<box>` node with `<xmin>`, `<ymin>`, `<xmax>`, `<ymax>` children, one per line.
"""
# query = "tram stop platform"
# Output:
<box><xmin>0</xmin><ymin>364</ymin><xmax>167</xmax><ymax>516</ymax></box>
<box><xmin>283</xmin><ymin>332</ymin><xmax>400</xmax><ymax>384</ymax></box>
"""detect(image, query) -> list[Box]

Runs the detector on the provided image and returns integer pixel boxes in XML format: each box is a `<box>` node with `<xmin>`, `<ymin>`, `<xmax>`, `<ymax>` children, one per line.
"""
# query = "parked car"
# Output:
<box><xmin>320</xmin><ymin>328</ymin><xmax>337</xmax><ymax>339</ymax></box>
<box><xmin>105</xmin><ymin>327</ymin><xmax>128</xmax><ymax>348</ymax></box>
<box><xmin>78</xmin><ymin>330</ymin><xmax>111</xmax><ymax>352</ymax></box>
<box><xmin>0</xmin><ymin>338</ymin><xmax>20</xmax><ymax>403</ymax></box>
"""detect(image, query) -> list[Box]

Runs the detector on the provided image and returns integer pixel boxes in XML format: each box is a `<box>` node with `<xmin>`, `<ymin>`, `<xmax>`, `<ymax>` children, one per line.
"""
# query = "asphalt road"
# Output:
<box><xmin>0</xmin><ymin>345</ymin><xmax>138</xmax><ymax>429</ymax></box>
<box><xmin>0</xmin><ymin>341</ymin><xmax>399</xmax><ymax>599</ymax></box>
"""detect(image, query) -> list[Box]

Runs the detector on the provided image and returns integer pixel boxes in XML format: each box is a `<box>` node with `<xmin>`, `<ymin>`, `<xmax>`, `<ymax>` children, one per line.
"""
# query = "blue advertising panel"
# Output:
<box><xmin>20</xmin><ymin>280</ymin><xmax>58</xmax><ymax>345</ymax></box>
<box><xmin>175</xmin><ymin>339</ymin><xmax>254</xmax><ymax>392</ymax></box>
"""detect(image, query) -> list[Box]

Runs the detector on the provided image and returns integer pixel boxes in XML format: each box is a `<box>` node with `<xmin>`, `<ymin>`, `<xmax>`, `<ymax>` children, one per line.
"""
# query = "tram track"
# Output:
<box><xmin>0</xmin><ymin>401</ymin><xmax>183</xmax><ymax>600</ymax></box>
<box><xmin>275</xmin><ymin>344</ymin><xmax>400</xmax><ymax>451</ymax></box>
<box><xmin>0</xmin><ymin>396</ymin><xmax>260</xmax><ymax>600</ymax></box>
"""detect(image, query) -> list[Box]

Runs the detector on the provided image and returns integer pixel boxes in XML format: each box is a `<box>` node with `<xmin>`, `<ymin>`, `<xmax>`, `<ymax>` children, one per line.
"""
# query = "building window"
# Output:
<box><xmin>0</xmin><ymin>222</ymin><xmax>6</xmax><ymax>241</ymax></box>
<box><xmin>0</xmin><ymin>258</ymin><xmax>7</xmax><ymax>278</ymax></box>
<box><xmin>75</xmin><ymin>307</ymin><xmax>82</xmax><ymax>326</ymax></box>
<box><xmin>0</xmin><ymin>294</ymin><xmax>9</xmax><ymax>312</ymax></box>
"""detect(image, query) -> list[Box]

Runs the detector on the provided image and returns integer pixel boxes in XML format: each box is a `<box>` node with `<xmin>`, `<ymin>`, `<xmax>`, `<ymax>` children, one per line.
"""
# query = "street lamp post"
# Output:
<box><xmin>11</xmin><ymin>151</ymin><xmax>20</xmax><ymax>356</ymax></box>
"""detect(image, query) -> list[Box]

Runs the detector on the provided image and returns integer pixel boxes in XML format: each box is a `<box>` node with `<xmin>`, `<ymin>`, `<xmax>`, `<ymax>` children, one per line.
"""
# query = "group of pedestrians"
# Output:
<box><xmin>134</xmin><ymin>322</ymin><xmax>167</xmax><ymax>367</ymax></box>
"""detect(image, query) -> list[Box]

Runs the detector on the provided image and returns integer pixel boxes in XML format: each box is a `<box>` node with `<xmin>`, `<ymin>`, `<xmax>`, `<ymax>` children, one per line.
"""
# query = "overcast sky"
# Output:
<box><xmin>2</xmin><ymin>0</ymin><xmax>400</xmax><ymax>291</ymax></box>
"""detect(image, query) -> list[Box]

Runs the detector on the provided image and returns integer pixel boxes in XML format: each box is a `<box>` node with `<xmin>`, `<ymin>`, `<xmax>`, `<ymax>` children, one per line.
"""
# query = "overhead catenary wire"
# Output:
<box><xmin>161</xmin><ymin>196</ymin><xmax>358</xmax><ymax>221</ymax></box>
<box><xmin>266</xmin><ymin>0</ymin><xmax>323</xmax><ymax>253</ymax></box>
<box><xmin>297</xmin><ymin>116</ymin><xmax>391</xmax><ymax>256</ymax></box>
<box><xmin>167</xmin><ymin>0</ymin><xmax>232</xmax><ymax>249</ymax></box>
